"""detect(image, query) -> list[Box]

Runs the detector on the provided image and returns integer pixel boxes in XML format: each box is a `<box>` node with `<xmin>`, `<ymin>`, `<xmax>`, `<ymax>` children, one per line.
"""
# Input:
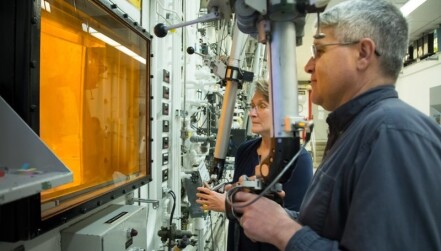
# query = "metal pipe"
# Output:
<box><xmin>211</xmin><ymin>23</ymin><xmax>248</xmax><ymax>181</ymax></box>
<box><xmin>268</xmin><ymin>21</ymin><xmax>299</xmax><ymax>138</ymax></box>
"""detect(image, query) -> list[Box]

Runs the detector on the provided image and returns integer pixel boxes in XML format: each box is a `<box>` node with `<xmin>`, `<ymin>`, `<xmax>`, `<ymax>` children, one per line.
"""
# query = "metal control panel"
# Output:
<box><xmin>61</xmin><ymin>204</ymin><xmax>147</xmax><ymax>251</ymax></box>
<box><xmin>162</xmin><ymin>69</ymin><xmax>170</xmax><ymax>186</ymax></box>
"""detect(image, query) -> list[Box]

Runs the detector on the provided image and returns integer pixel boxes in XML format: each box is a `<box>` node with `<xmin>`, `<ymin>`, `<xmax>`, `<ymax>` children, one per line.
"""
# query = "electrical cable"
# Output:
<box><xmin>168</xmin><ymin>190</ymin><xmax>176</xmax><ymax>227</ymax></box>
<box><xmin>215</xmin><ymin>20</ymin><xmax>230</xmax><ymax>56</ymax></box>
<box><xmin>208</xmin><ymin>212</ymin><xmax>219</xmax><ymax>251</ymax></box>
<box><xmin>226</xmin><ymin>131</ymin><xmax>313</xmax><ymax>221</ymax></box>
<box><xmin>155</xmin><ymin>0</ymin><xmax>172</xmax><ymax>25</ymax></box>
<box><xmin>156</xmin><ymin>0</ymin><xmax>184</xmax><ymax>22</ymax></box>
<box><xmin>167</xmin><ymin>190</ymin><xmax>176</xmax><ymax>251</ymax></box>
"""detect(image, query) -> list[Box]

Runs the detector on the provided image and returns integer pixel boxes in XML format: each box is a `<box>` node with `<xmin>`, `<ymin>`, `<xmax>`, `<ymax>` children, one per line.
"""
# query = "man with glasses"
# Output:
<box><xmin>233</xmin><ymin>0</ymin><xmax>441</xmax><ymax>250</ymax></box>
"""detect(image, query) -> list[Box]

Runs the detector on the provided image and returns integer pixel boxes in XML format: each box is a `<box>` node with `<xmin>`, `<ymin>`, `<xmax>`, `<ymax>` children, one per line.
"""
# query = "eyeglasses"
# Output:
<box><xmin>311</xmin><ymin>41</ymin><xmax>381</xmax><ymax>59</ymax></box>
<box><xmin>246</xmin><ymin>102</ymin><xmax>269</xmax><ymax>113</ymax></box>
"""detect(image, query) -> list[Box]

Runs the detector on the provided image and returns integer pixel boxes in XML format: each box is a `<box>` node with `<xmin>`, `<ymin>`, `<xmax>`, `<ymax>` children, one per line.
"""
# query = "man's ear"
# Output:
<box><xmin>357</xmin><ymin>38</ymin><xmax>377</xmax><ymax>70</ymax></box>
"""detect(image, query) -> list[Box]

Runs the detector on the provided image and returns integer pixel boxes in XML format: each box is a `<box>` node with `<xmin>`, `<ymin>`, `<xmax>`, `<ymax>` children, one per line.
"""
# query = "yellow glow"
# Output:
<box><xmin>39</xmin><ymin>1</ymin><xmax>148</xmax><ymax>204</ymax></box>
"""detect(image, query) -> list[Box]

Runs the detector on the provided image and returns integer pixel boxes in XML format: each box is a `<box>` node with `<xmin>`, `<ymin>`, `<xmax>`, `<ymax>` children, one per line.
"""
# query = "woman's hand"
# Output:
<box><xmin>196</xmin><ymin>187</ymin><xmax>226</xmax><ymax>212</ymax></box>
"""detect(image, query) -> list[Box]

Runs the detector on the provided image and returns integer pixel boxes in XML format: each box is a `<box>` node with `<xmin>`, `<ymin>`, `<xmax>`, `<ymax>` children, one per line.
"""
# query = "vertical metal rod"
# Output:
<box><xmin>268</xmin><ymin>21</ymin><xmax>299</xmax><ymax>138</ymax></box>
<box><xmin>212</xmin><ymin>23</ymin><xmax>248</xmax><ymax>180</ymax></box>
<box><xmin>262</xmin><ymin>17</ymin><xmax>302</xmax><ymax>185</ymax></box>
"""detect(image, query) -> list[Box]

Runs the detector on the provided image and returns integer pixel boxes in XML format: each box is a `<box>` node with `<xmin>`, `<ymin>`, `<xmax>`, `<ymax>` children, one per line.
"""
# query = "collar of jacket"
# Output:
<box><xmin>326</xmin><ymin>84</ymin><xmax>398</xmax><ymax>138</ymax></box>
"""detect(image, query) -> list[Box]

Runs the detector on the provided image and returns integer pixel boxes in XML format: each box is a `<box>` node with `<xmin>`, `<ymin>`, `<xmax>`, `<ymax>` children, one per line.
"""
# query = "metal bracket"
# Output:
<box><xmin>131</xmin><ymin>198</ymin><xmax>160</xmax><ymax>209</ymax></box>
<box><xmin>223</xmin><ymin>66</ymin><xmax>254</xmax><ymax>87</ymax></box>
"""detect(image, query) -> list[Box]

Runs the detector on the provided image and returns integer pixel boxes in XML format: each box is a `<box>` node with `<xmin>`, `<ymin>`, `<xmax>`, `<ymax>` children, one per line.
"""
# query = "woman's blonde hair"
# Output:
<box><xmin>254</xmin><ymin>79</ymin><xmax>269</xmax><ymax>102</ymax></box>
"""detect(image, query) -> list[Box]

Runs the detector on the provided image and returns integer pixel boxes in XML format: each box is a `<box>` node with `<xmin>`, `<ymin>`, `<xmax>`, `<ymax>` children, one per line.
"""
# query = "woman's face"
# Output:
<box><xmin>249</xmin><ymin>91</ymin><xmax>271</xmax><ymax>137</ymax></box>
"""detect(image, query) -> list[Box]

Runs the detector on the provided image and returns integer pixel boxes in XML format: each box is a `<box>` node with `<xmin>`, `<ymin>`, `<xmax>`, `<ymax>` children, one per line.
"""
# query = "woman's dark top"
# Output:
<box><xmin>227</xmin><ymin>137</ymin><xmax>314</xmax><ymax>251</ymax></box>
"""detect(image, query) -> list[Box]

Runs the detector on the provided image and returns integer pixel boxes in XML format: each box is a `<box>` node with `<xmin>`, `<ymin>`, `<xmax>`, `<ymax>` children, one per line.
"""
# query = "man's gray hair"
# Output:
<box><xmin>319</xmin><ymin>0</ymin><xmax>409</xmax><ymax>79</ymax></box>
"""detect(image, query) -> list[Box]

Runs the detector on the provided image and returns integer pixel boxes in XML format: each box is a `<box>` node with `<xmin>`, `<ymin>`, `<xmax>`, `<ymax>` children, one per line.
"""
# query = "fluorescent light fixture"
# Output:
<box><xmin>132</xmin><ymin>55</ymin><xmax>147</xmax><ymax>64</ymax></box>
<box><xmin>115</xmin><ymin>46</ymin><xmax>146</xmax><ymax>64</ymax></box>
<box><xmin>115</xmin><ymin>45</ymin><xmax>137</xmax><ymax>57</ymax></box>
<box><xmin>400</xmin><ymin>0</ymin><xmax>427</xmax><ymax>17</ymax></box>
<box><xmin>81</xmin><ymin>23</ymin><xmax>146</xmax><ymax>64</ymax></box>
<box><xmin>89</xmin><ymin>28</ymin><xmax>120</xmax><ymax>47</ymax></box>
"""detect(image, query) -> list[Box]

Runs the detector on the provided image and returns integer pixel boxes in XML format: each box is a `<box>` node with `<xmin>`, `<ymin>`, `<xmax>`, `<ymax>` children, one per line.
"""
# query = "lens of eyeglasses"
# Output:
<box><xmin>311</xmin><ymin>45</ymin><xmax>317</xmax><ymax>59</ymax></box>
<box><xmin>248</xmin><ymin>103</ymin><xmax>268</xmax><ymax>113</ymax></box>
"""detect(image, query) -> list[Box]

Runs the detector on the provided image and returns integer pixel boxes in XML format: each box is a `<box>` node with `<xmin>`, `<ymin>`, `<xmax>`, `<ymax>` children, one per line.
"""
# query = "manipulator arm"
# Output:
<box><xmin>234</xmin><ymin>0</ymin><xmax>329</xmax><ymax>44</ymax></box>
<box><xmin>153</xmin><ymin>0</ymin><xmax>233</xmax><ymax>38</ymax></box>
<box><xmin>154</xmin><ymin>8</ymin><xmax>221</xmax><ymax>38</ymax></box>
<box><xmin>233</xmin><ymin>0</ymin><xmax>327</xmax><ymax>186</ymax></box>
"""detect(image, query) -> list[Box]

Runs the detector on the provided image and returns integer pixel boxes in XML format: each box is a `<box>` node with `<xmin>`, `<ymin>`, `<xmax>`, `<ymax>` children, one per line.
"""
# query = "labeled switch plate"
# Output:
<box><xmin>162</xmin><ymin>103</ymin><xmax>169</xmax><ymax>115</ymax></box>
<box><xmin>162</xmin><ymin>137</ymin><xmax>169</xmax><ymax>149</ymax></box>
<box><xmin>162</xmin><ymin>153</ymin><xmax>169</xmax><ymax>165</ymax></box>
<box><xmin>163</xmin><ymin>86</ymin><xmax>169</xmax><ymax>99</ymax></box>
<box><xmin>162</xmin><ymin>169</ymin><xmax>169</xmax><ymax>181</ymax></box>
<box><xmin>163</xmin><ymin>120</ymin><xmax>169</xmax><ymax>132</ymax></box>
<box><xmin>163</xmin><ymin>69</ymin><xmax>170</xmax><ymax>83</ymax></box>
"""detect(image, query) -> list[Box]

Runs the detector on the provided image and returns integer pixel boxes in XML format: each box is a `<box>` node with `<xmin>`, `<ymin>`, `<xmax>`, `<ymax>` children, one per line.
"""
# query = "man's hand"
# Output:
<box><xmin>233</xmin><ymin>191</ymin><xmax>302</xmax><ymax>250</ymax></box>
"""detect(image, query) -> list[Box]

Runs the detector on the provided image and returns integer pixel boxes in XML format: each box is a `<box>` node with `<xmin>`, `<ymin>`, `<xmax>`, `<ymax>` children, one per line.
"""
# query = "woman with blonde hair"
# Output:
<box><xmin>196</xmin><ymin>79</ymin><xmax>313</xmax><ymax>251</ymax></box>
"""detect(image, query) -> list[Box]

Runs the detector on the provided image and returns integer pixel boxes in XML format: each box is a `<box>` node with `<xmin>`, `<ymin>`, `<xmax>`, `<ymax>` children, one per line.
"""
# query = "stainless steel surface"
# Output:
<box><xmin>0</xmin><ymin>97</ymin><xmax>72</xmax><ymax>204</ymax></box>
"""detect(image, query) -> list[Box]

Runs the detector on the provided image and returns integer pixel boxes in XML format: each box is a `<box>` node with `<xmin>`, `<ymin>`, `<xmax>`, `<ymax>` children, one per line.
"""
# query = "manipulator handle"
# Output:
<box><xmin>209</xmin><ymin>157</ymin><xmax>225</xmax><ymax>182</ymax></box>
<box><xmin>154</xmin><ymin>8</ymin><xmax>221</xmax><ymax>38</ymax></box>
